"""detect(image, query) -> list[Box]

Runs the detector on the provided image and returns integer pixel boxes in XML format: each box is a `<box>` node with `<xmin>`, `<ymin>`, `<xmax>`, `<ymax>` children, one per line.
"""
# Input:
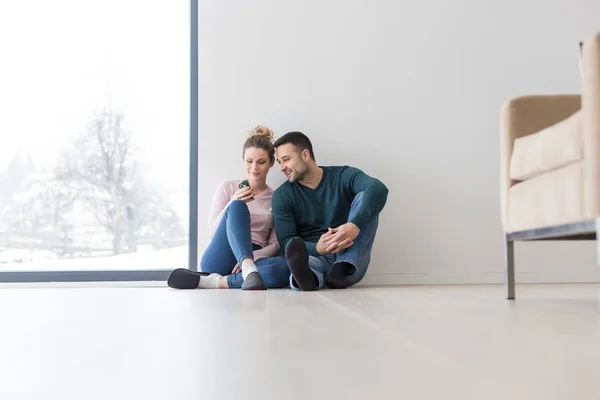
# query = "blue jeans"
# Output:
<box><xmin>200</xmin><ymin>200</ymin><xmax>290</xmax><ymax>289</ymax></box>
<box><xmin>289</xmin><ymin>192</ymin><xmax>379</xmax><ymax>290</ymax></box>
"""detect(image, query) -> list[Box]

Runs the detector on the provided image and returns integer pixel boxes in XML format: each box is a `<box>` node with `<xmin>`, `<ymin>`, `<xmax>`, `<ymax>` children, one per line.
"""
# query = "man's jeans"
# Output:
<box><xmin>289</xmin><ymin>191</ymin><xmax>379</xmax><ymax>290</ymax></box>
<box><xmin>201</xmin><ymin>200</ymin><xmax>290</xmax><ymax>289</ymax></box>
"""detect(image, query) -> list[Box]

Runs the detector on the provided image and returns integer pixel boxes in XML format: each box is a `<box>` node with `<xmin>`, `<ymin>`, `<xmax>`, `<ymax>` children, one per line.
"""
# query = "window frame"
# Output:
<box><xmin>0</xmin><ymin>0</ymin><xmax>199</xmax><ymax>283</ymax></box>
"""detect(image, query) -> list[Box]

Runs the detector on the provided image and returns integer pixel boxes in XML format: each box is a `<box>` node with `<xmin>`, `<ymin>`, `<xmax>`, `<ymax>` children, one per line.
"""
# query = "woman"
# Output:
<box><xmin>167</xmin><ymin>126</ymin><xmax>289</xmax><ymax>290</ymax></box>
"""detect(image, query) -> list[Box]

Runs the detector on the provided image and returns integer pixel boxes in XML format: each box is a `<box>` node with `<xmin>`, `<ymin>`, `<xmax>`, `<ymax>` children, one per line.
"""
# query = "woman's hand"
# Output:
<box><xmin>232</xmin><ymin>186</ymin><xmax>254</xmax><ymax>203</ymax></box>
<box><xmin>232</xmin><ymin>263</ymin><xmax>242</xmax><ymax>274</ymax></box>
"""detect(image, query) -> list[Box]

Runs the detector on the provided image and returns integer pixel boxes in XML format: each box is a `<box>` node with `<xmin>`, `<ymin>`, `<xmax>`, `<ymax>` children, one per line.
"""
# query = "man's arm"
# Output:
<box><xmin>272</xmin><ymin>190</ymin><xmax>320</xmax><ymax>256</ymax></box>
<box><xmin>341</xmin><ymin>166</ymin><xmax>389</xmax><ymax>229</ymax></box>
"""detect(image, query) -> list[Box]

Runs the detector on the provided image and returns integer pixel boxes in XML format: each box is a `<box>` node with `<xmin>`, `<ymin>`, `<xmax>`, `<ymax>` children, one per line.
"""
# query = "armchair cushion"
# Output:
<box><xmin>510</xmin><ymin>110</ymin><xmax>583</xmax><ymax>181</ymax></box>
<box><xmin>508</xmin><ymin>161</ymin><xmax>584</xmax><ymax>231</ymax></box>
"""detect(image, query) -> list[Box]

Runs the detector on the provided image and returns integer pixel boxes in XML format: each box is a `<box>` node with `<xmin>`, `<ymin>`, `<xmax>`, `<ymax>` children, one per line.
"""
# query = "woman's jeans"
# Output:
<box><xmin>200</xmin><ymin>200</ymin><xmax>289</xmax><ymax>289</ymax></box>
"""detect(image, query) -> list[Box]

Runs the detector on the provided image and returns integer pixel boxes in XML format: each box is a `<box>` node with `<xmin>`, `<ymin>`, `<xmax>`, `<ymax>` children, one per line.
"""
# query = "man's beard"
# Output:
<box><xmin>292</xmin><ymin>164</ymin><xmax>309</xmax><ymax>182</ymax></box>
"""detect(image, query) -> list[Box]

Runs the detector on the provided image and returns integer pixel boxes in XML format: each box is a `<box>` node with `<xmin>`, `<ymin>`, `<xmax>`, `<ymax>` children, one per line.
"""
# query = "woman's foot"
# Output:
<box><xmin>168</xmin><ymin>268</ymin><xmax>201</xmax><ymax>289</ymax></box>
<box><xmin>167</xmin><ymin>269</ymin><xmax>219</xmax><ymax>289</ymax></box>
<box><xmin>239</xmin><ymin>258</ymin><xmax>266</xmax><ymax>290</ymax></box>
<box><xmin>241</xmin><ymin>271</ymin><xmax>266</xmax><ymax>290</ymax></box>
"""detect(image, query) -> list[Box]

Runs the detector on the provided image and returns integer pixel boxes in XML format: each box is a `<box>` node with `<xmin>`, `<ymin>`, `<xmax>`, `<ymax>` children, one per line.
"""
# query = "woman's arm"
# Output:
<box><xmin>252</xmin><ymin>226</ymin><xmax>280</xmax><ymax>260</ymax></box>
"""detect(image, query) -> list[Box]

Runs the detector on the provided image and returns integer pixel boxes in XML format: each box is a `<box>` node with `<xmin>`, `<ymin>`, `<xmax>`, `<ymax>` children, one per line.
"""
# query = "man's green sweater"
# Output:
<box><xmin>272</xmin><ymin>166</ymin><xmax>388</xmax><ymax>257</ymax></box>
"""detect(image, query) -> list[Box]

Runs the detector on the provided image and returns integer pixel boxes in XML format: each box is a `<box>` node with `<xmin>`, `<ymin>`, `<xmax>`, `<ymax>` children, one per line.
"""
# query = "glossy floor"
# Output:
<box><xmin>1</xmin><ymin>283</ymin><xmax>599</xmax><ymax>400</ymax></box>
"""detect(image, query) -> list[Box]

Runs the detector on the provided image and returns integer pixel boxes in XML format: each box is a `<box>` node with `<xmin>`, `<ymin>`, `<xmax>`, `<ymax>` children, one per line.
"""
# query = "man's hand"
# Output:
<box><xmin>324</xmin><ymin>223</ymin><xmax>360</xmax><ymax>254</ymax></box>
<box><xmin>231</xmin><ymin>263</ymin><xmax>241</xmax><ymax>274</ymax></box>
<box><xmin>316</xmin><ymin>229</ymin><xmax>335</xmax><ymax>255</ymax></box>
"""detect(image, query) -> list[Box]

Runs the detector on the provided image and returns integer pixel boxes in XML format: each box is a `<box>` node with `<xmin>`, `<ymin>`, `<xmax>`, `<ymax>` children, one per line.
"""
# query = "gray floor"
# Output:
<box><xmin>1</xmin><ymin>283</ymin><xmax>599</xmax><ymax>400</ymax></box>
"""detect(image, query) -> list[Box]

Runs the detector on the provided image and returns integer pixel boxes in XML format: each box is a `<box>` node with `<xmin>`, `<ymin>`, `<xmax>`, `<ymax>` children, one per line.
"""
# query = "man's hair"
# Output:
<box><xmin>273</xmin><ymin>131</ymin><xmax>316</xmax><ymax>161</ymax></box>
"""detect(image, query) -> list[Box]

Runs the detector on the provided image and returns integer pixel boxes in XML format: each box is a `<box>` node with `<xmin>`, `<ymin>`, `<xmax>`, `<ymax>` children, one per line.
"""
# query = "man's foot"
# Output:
<box><xmin>241</xmin><ymin>271</ymin><xmax>267</xmax><ymax>290</ymax></box>
<box><xmin>286</xmin><ymin>237</ymin><xmax>318</xmax><ymax>291</ymax></box>
<box><xmin>326</xmin><ymin>262</ymin><xmax>352</xmax><ymax>289</ymax></box>
<box><xmin>167</xmin><ymin>268</ymin><xmax>208</xmax><ymax>289</ymax></box>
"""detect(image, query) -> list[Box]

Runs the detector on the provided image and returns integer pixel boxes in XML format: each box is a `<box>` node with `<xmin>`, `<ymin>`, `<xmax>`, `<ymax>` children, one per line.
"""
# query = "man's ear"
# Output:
<box><xmin>302</xmin><ymin>149</ymin><xmax>311</xmax><ymax>162</ymax></box>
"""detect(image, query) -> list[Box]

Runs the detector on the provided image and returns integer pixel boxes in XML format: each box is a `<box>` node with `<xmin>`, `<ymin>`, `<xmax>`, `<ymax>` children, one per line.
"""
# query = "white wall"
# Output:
<box><xmin>198</xmin><ymin>0</ymin><xmax>600</xmax><ymax>284</ymax></box>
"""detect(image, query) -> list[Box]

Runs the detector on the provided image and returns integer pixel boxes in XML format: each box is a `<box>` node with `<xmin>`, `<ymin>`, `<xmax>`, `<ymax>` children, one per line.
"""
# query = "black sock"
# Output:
<box><xmin>291</xmin><ymin>272</ymin><xmax>319</xmax><ymax>289</ymax></box>
<box><xmin>285</xmin><ymin>237</ymin><xmax>317</xmax><ymax>291</ymax></box>
<box><xmin>326</xmin><ymin>262</ymin><xmax>351</xmax><ymax>289</ymax></box>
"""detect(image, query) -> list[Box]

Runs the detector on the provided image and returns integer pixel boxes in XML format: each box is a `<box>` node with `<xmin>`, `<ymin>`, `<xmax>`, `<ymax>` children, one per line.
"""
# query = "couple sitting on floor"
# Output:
<box><xmin>167</xmin><ymin>126</ymin><xmax>389</xmax><ymax>291</ymax></box>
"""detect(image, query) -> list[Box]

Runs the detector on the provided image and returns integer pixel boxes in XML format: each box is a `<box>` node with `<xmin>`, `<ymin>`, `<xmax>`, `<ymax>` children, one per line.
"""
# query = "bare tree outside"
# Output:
<box><xmin>56</xmin><ymin>108</ymin><xmax>186</xmax><ymax>256</ymax></box>
<box><xmin>56</xmin><ymin>109</ymin><xmax>138</xmax><ymax>255</ymax></box>
<box><xmin>0</xmin><ymin>108</ymin><xmax>186</xmax><ymax>262</ymax></box>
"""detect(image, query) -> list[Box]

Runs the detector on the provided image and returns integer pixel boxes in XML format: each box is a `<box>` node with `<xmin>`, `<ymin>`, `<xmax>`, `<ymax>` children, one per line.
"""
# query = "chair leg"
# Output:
<box><xmin>504</xmin><ymin>235</ymin><xmax>515</xmax><ymax>300</ymax></box>
<box><xmin>595</xmin><ymin>218</ymin><xmax>600</xmax><ymax>267</ymax></box>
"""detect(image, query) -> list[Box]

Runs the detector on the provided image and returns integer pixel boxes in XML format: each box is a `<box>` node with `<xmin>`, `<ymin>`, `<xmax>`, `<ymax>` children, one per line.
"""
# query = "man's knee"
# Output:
<box><xmin>352</xmin><ymin>191</ymin><xmax>365</xmax><ymax>206</ymax></box>
<box><xmin>349</xmin><ymin>192</ymin><xmax>365</xmax><ymax>218</ymax></box>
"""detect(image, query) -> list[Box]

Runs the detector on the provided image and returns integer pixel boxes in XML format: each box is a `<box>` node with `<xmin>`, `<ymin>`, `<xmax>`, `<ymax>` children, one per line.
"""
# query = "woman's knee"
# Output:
<box><xmin>226</xmin><ymin>200</ymin><xmax>251</xmax><ymax>225</ymax></box>
<box><xmin>229</xmin><ymin>199</ymin><xmax>249</xmax><ymax>213</ymax></box>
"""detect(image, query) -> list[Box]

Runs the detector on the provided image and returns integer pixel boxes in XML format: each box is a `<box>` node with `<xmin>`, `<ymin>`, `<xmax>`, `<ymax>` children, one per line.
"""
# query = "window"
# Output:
<box><xmin>0</xmin><ymin>0</ymin><xmax>197</xmax><ymax>279</ymax></box>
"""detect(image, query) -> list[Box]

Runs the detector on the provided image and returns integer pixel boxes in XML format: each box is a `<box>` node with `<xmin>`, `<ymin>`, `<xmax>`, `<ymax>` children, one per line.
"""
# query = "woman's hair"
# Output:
<box><xmin>243</xmin><ymin>125</ymin><xmax>275</xmax><ymax>162</ymax></box>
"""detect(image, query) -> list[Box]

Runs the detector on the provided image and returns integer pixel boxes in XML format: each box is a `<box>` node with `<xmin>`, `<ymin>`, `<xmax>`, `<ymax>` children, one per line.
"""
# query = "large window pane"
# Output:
<box><xmin>0</xmin><ymin>1</ymin><xmax>189</xmax><ymax>271</ymax></box>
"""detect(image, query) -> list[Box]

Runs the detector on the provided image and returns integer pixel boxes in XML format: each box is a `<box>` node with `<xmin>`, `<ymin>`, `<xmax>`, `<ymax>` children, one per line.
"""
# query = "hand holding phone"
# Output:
<box><xmin>238</xmin><ymin>179</ymin><xmax>250</xmax><ymax>189</ymax></box>
<box><xmin>233</xmin><ymin>179</ymin><xmax>254</xmax><ymax>202</ymax></box>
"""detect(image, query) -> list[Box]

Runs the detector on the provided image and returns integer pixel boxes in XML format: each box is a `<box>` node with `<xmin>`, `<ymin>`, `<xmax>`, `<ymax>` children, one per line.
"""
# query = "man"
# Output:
<box><xmin>272</xmin><ymin>131</ymin><xmax>388</xmax><ymax>290</ymax></box>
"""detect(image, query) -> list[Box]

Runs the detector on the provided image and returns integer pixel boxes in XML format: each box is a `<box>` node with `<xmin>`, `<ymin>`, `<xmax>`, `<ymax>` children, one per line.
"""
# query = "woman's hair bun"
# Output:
<box><xmin>248</xmin><ymin>125</ymin><xmax>274</xmax><ymax>141</ymax></box>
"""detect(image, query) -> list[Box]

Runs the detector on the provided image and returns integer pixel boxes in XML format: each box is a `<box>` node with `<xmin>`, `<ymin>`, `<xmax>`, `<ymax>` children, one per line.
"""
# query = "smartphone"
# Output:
<box><xmin>238</xmin><ymin>179</ymin><xmax>250</xmax><ymax>189</ymax></box>
<box><xmin>238</xmin><ymin>179</ymin><xmax>254</xmax><ymax>201</ymax></box>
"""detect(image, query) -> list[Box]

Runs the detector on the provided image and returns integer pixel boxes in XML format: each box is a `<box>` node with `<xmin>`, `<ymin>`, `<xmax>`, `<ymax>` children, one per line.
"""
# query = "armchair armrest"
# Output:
<box><xmin>582</xmin><ymin>33</ymin><xmax>600</xmax><ymax>218</ymax></box>
<box><xmin>500</xmin><ymin>95</ymin><xmax>581</xmax><ymax>231</ymax></box>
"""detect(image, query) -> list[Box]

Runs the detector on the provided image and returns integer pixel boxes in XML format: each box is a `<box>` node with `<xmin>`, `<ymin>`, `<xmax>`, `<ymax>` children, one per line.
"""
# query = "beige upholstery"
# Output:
<box><xmin>501</xmin><ymin>32</ymin><xmax>600</xmax><ymax>233</ymax></box>
<box><xmin>508</xmin><ymin>161</ymin><xmax>584</xmax><ymax>231</ymax></box>
<box><xmin>510</xmin><ymin>110</ymin><xmax>582</xmax><ymax>181</ymax></box>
